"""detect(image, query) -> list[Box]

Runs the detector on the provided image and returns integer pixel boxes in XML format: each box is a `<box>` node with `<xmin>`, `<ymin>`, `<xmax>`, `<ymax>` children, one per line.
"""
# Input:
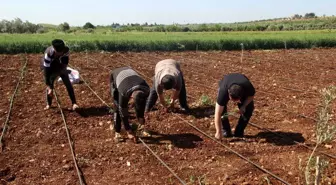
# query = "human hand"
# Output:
<box><xmin>215</xmin><ymin>131</ymin><xmax>222</xmax><ymax>140</ymax></box>
<box><xmin>169</xmin><ymin>100</ymin><xmax>175</xmax><ymax>109</ymax></box>
<box><xmin>239</xmin><ymin>106</ymin><xmax>246</xmax><ymax>115</ymax></box>
<box><xmin>144</xmin><ymin>112</ymin><xmax>150</xmax><ymax>121</ymax></box>
<box><xmin>164</xmin><ymin>107</ymin><xmax>170</xmax><ymax>113</ymax></box>
<box><xmin>111</xmin><ymin>103</ymin><xmax>117</xmax><ymax>110</ymax></box>
<box><xmin>46</xmin><ymin>86</ymin><xmax>53</xmax><ymax>95</ymax></box>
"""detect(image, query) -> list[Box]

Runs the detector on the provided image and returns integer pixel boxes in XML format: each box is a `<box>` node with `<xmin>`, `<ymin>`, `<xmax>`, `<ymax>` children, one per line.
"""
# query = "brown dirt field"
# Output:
<box><xmin>0</xmin><ymin>48</ymin><xmax>335</xmax><ymax>185</ymax></box>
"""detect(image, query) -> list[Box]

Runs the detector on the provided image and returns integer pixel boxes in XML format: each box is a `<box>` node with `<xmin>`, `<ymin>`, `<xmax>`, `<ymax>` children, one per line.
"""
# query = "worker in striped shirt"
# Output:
<box><xmin>110</xmin><ymin>67</ymin><xmax>150</xmax><ymax>143</ymax></box>
<box><xmin>145</xmin><ymin>59</ymin><xmax>189</xmax><ymax>113</ymax></box>
<box><xmin>42</xmin><ymin>39</ymin><xmax>79</xmax><ymax>111</ymax></box>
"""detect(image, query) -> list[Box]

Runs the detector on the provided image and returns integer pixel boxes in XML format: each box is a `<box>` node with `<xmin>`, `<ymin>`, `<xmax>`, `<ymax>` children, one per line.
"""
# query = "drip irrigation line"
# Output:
<box><xmin>88</xmin><ymin>57</ymin><xmax>198</xmax><ymax>100</ymax></box>
<box><xmin>92</xmin><ymin>59</ymin><xmax>291</xmax><ymax>185</ymax></box>
<box><xmin>90</xmin><ymin>55</ymin><xmax>332</xmax><ymax>164</ymax></box>
<box><xmin>0</xmin><ymin>55</ymin><xmax>28</xmax><ymax>151</ymax></box>
<box><xmin>69</xmin><ymin>64</ymin><xmax>112</xmax><ymax>111</ymax></box>
<box><xmin>246</xmin><ymin>120</ymin><xmax>336</xmax><ymax>159</ymax></box>
<box><xmin>138</xmin><ymin>138</ymin><xmax>187</xmax><ymax>185</ymax></box>
<box><xmin>115</xmin><ymin>54</ymin><xmax>318</xmax><ymax>121</ymax></box>
<box><xmin>54</xmin><ymin>90</ymin><xmax>86</xmax><ymax>185</ymax></box>
<box><xmin>72</xmin><ymin>64</ymin><xmax>186</xmax><ymax>184</ymax></box>
<box><xmin>173</xmin><ymin>114</ymin><xmax>291</xmax><ymax>185</ymax></box>
<box><xmin>129</xmin><ymin>53</ymin><xmax>320</xmax><ymax>95</ymax></box>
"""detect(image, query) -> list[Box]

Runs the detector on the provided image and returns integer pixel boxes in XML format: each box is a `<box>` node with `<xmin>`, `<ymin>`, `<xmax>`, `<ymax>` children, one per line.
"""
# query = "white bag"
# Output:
<box><xmin>58</xmin><ymin>67</ymin><xmax>80</xmax><ymax>84</ymax></box>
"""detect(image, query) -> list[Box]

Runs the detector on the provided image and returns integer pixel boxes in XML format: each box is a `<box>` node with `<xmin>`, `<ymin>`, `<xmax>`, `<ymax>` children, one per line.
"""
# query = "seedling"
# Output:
<box><xmin>304</xmin><ymin>86</ymin><xmax>336</xmax><ymax>185</ymax></box>
<box><xmin>199</xmin><ymin>95</ymin><xmax>213</xmax><ymax>106</ymax></box>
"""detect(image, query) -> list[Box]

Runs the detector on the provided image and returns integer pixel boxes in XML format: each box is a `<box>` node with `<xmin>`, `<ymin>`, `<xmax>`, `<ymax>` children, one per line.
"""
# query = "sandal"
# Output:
<box><xmin>114</xmin><ymin>133</ymin><xmax>124</xmax><ymax>142</ymax></box>
<box><xmin>142</xmin><ymin>130</ymin><xmax>151</xmax><ymax>137</ymax></box>
<box><xmin>72</xmin><ymin>104</ymin><xmax>79</xmax><ymax>111</ymax></box>
<box><xmin>127</xmin><ymin>131</ymin><xmax>138</xmax><ymax>143</ymax></box>
<box><xmin>44</xmin><ymin>105</ymin><xmax>50</xmax><ymax>110</ymax></box>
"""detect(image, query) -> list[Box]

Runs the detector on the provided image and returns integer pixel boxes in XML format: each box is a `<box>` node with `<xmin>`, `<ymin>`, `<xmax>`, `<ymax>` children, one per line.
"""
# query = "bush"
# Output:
<box><xmin>86</xmin><ymin>28</ymin><xmax>94</xmax><ymax>33</ymax></box>
<box><xmin>83</xmin><ymin>22</ymin><xmax>95</xmax><ymax>29</ymax></box>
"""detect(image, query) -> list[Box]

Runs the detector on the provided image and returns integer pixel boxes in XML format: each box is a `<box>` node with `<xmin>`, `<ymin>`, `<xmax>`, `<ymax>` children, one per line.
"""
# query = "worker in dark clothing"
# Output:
<box><xmin>145</xmin><ymin>59</ymin><xmax>189</xmax><ymax>113</ymax></box>
<box><xmin>214</xmin><ymin>73</ymin><xmax>255</xmax><ymax>139</ymax></box>
<box><xmin>110</xmin><ymin>67</ymin><xmax>150</xmax><ymax>143</ymax></box>
<box><xmin>42</xmin><ymin>39</ymin><xmax>78</xmax><ymax>110</ymax></box>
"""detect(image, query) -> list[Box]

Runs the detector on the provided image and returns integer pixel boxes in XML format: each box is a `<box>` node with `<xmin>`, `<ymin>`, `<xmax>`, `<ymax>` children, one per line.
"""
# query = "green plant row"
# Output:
<box><xmin>1</xmin><ymin>31</ymin><xmax>336</xmax><ymax>53</ymax></box>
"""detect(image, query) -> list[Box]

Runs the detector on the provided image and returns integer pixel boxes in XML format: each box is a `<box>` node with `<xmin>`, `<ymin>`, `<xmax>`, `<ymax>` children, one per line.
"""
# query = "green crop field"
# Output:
<box><xmin>1</xmin><ymin>30</ymin><xmax>336</xmax><ymax>53</ymax></box>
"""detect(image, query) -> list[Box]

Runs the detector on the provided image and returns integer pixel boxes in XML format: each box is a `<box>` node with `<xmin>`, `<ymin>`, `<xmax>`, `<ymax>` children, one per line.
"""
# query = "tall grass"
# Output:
<box><xmin>1</xmin><ymin>30</ymin><xmax>336</xmax><ymax>53</ymax></box>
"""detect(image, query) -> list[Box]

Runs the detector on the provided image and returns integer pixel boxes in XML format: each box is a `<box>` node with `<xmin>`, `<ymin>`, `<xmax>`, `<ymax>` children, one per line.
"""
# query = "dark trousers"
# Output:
<box><xmin>145</xmin><ymin>75</ymin><xmax>188</xmax><ymax>112</ymax></box>
<box><xmin>221</xmin><ymin>101</ymin><xmax>254</xmax><ymax>137</ymax></box>
<box><xmin>113</xmin><ymin>108</ymin><xmax>132</xmax><ymax>133</ymax></box>
<box><xmin>110</xmin><ymin>86</ymin><xmax>132</xmax><ymax>133</ymax></box>
<box><xmin>44</xmin><ymin>68</ymin><xmax>76</xmax><ymax>106</ymax></box>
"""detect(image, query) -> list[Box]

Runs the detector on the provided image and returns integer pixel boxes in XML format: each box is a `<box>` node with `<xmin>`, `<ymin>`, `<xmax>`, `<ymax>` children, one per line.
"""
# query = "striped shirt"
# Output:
<box><xmin>154</xmin><ymin>59</ymin><xmax>182</xmax><ymax>94</ymax></box>
<box><xmin>111</xmin><ymin>67</ymin><xmax>150</xmax><ymax>98</ymax></box>
<box><xmin>43</xmin><ymin>46</ymin><xmax>70</xmax><ymax>68</ymax></box>
<box><xmin>110</xmin><ymin>67</ymin><xmax>149</xmax><ymax>119</ymax></box>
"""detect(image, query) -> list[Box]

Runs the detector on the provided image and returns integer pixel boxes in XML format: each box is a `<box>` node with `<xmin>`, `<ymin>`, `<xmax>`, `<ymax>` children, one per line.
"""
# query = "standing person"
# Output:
<box><xmin>145</xmin><ymin>59</ymin><xmax>189</xmax><ymax>113</ymax></box>
<box><xmin>214</xmin><ymin>73</ymin><xmax>255</xmax><ymax>139</ymax></box>
<box><xmin>42</xmin><ymin>39</ymin><xmax>79</xmax><ymax>110</ymax></box>
<box><xmin>110</xmin><ymin>67</ymin><xmax>150</xmax><ymax>143</ymax></box>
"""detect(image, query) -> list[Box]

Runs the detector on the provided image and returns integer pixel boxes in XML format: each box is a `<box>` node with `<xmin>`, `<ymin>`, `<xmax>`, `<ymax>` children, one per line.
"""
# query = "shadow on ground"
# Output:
<box><xmin>141</xmin><ymin>131</ymin><xmax>203</xmax><ymax>149</ymax></box>
<box><xmin>75</xmin><ymin>106</ymin><xmax>111</xmax><ymax>117</ymax></box>
<box><xmin>254</xmin><ymin>131</ymin><xmax>305</xmax><ymax>146</ymax></box>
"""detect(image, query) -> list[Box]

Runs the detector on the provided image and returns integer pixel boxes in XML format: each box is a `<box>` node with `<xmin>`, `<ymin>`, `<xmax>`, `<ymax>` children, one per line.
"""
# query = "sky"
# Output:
<box><xmin>1</xmin><ymin>0</ymin><xmax>336</xmax><ymax>26</ymax></box>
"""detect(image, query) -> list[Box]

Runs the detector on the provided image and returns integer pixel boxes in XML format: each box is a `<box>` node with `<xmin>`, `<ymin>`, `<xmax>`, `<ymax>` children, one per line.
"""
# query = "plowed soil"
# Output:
<box><xmin>0</xmin><ymin>49</ymin><xmax>335</xmax><ymax>185</ymax></box>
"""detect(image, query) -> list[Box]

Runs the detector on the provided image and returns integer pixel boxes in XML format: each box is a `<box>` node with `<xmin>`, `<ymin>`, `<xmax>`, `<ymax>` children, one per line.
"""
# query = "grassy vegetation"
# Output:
<box><xmin>1</xmin><ymin>30</ymin><xmax>336</xmax><ymax>53</ymax></box>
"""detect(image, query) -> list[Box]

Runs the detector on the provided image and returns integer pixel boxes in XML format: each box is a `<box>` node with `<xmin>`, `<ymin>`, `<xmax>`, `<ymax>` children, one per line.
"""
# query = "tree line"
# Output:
<box><xmin>1</xmin><ymin>13</ymin><xmax>336</xmax><ymax>34</ymax></box>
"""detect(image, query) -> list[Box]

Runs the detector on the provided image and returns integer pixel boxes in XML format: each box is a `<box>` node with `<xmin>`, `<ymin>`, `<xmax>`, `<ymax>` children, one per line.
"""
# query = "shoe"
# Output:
<box><xmin>223</xmin><ymin>130</ymin><xmax>233</xmax><ymax>138</ymax></box>
<box><xmin>137</xmin><ymin>124</ymin><xmax>145</xmax><ymax>131</ymax></box>
<box><xmin>114</xmin><ymin>133</ymin><xmax>124</xmax><ymax>142</ymax></box>
<box><xmin>44</xmin><ymin>105</ymin><xmax>50</xmax><ymax>110</ymax></box>
<box><xmin>72</xmin><ymin>104</ymin><xmax>79</xmax><ymax>111</ymax></box>
<box><xmin>137</xmin><ymin>124</ymin><xmax>151</xmax><ymax>137</ymax></box>
<box><xmin>180</xmin><ymin>107</ymin><xmax>190</xmax><ymax>113</ymax></box>
<box><xmin>142</xmin><ymin>130</ymin><xmax>151</xmax><ymax>137</ymax></box>
<box><xmin>127</xmin><ymin>131</ymin><xmax>138</xmax><ymax>143</ymax></box>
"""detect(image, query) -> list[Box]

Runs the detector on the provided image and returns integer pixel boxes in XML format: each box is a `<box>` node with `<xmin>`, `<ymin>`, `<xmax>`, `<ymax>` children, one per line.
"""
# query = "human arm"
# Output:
<box><xmin>214</xmin><ymin>103</ymin><xmax>225</xmax><ymax>139</ymax></box>
<box><xmin>169</xmin><ymin>89</ymin><xmax>180</xmax><ymax>109</ymax></box>
<box><xmin>239</xmin><ymin>96</ymin><xmax>254</xmax><ymax>114</ymax></box>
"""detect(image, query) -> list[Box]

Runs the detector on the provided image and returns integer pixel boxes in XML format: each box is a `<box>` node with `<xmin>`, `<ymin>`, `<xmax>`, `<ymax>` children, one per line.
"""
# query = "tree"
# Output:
<box><xmin>197</xmin><ymin>24</ymin><xmax>208</xmax><ymax>32</ymax></box>
<box><xmin>83</xmin><ymin>22</ymin><xmax>95</xmax><ymax>29</ymax></box>
<box><xmin>182</xmin><ymin>27</ymin><xmax>190</xmax><ymax>32</ymax></box>
<box><xmin>59</xmin><ymin>22</ymin><xmax>70</xmax><ymax>32</ymax></box>
<box><xmin>292</xmin><ymin>14</ymin><xmax>302</xmax><ymax>19</ymax></box>
<box><xmin>304</xmin><ymin>13</ymin><xmax>316</xmax><ymax>19</ymax></box>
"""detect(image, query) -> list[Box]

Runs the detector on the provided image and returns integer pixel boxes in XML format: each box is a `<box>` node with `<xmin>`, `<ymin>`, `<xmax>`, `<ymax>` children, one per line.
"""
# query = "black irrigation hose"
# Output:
<box><xmin>72</xmin><ymin>64</ymin><xmax>187</xmax><ymax>185</ymax></box>
<box><xmin>173</xmin><ymin>114</ymin><xmax>291</xmax><ymax>185</ymax></box>
<box><xmin>69</xmin><ymin>64</ymin><xmax>111</xmax><ymax>111</ymax></box>
<box><xmin>91</xmin><ymin>58</ymin><xmax>291</xmax><ymax>185</ymax></box>
<box><xmin>188</xmin><ymin>50</ymin><xmax>328</xmax><ymax>93</ymax></box>
<box><xmin>131</xmin><ymin>52</ymin><xmax>319</xmax><ymax>96</ymax></box>
<box><xmin>138</xmin><ymin>138</ymin><xmax>187</xmax><ymax>185</ymax></box>
<box><xmin>92</xmin><ymin>55</ymin><xmax>315</xmax><ymax>124</ymax></box>
<box><xmin>0</xmin><ymin>55</ymin><xmax>28</xmax><ymax>151</ymax></box>
<box><xmin>89</xmin><ymin>57</ymin><xmax>200</xmax><ymax>101</ymax></box>
<box><xmin>246</xmin><ymin>120</ymin><xmax>336</xmax><ymax>159</ymax></box>
<box><xmin>54</xmin><ymin>90</ymin><xmax>86</xmax><ymax>185</ymax></box>
<box><xmin>116</xmin><ymin>54</ymin><xmax>318</xmax><ymax>121</ymax></box>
